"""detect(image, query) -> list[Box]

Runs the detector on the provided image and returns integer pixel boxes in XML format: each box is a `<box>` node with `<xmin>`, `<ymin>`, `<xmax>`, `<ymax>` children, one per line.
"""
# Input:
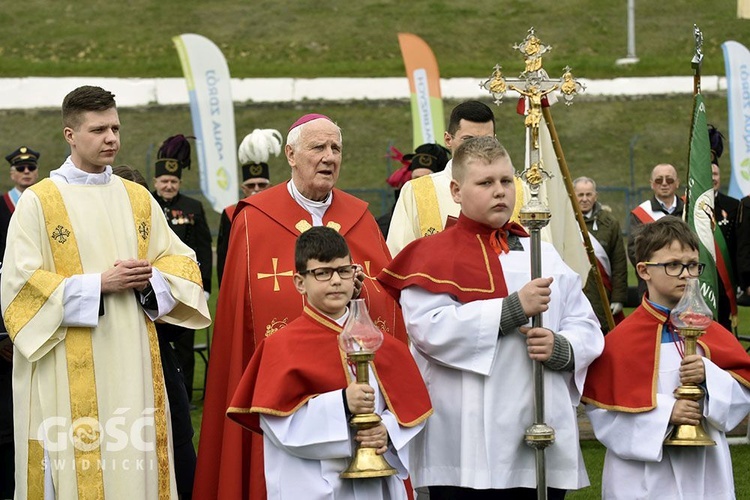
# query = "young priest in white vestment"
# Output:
<box><xmin>378</xmin><ymin>136</ymin><xmax>604</xmax><ymax>499</ymax></box>
<box><xmin>227</xmin><ymin>226</ymin><xmax>432</xmax><ymax>499</ymax></box>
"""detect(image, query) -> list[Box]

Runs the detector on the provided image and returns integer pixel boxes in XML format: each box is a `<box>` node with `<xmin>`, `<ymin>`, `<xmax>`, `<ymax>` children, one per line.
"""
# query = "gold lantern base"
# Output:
<box><xmin>664</xmin><ymin>423</ymin><xmax>716</xmax><ymax>447</ymax></box>
<box><xmin>340</xmin><ymin>412</ymin><xmax>397</xmax><ymax>478</ymax></box>
<box><xmin>663</xmin><ymin>381</ymin><xmax>716</xmax><ymax>446</ymax></box>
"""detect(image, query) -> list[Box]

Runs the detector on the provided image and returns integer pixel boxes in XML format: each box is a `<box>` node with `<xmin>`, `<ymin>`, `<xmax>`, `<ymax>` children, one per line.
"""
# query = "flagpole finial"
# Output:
<box><xmin>692</xmin><ymin>25</ymin><xmax>703</xmax><ymax>72</ymax></box>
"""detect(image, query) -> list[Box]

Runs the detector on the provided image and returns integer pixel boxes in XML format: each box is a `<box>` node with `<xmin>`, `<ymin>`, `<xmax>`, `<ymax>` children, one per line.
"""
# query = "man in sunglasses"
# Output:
<box><xmin>1</xmin><ymin>147</ymin><xmax>40</xmax><ymax>260</ymax></box>
<box><xmin>0</xmin><ymin>146</ymin><xmax>36</xmax><ymax>500</ymax></box>
<box><xmin>628</xmin><ymin>163</ymin><xmax>684</xmax><ymax>298</ymax></box>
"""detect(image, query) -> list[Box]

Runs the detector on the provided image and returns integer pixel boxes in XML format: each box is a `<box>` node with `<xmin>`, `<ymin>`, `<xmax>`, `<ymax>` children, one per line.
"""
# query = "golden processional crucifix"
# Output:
<box><xmin>480</xmin><ymin>27</ymin><xmax>586</xmax><ymax>500</ymax></box>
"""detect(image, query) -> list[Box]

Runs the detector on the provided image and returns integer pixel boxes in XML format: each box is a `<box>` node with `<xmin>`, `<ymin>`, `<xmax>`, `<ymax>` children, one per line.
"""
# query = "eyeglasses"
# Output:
<box><xmin>299</xmin><ymin>264</ymin><xmax>360</xmax><ymax>282</ymax></box>
<box><xmin>643</xmin><ymin>261</ymin><xmax>705</xmax><ymax>277</ymax></box>
<box><xmin>652</xmin><ymin>177</ymin><xmax>675</xmax><ymax>185</ymax></box>
<box><xmin>13</xmin><ymin>164</ymin><xmax>37</xmax><ymax>173</ymax></box>
<box><xmin>244</xmin><ymin>182</ymin><xmax>269</xmax><ymax>189</ymax></box>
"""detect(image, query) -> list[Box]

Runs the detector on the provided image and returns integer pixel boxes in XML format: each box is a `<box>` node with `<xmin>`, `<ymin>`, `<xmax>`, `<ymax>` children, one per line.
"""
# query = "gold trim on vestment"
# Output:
<box><xmin>295</xmin><ymin>220</ymin><xmax>312</xmax><ymax>233</ymax></box>
<box><xmin>4</xmin><ymin>270</ymin><xmax>64</xmax><ymax>341</ymax></box>
<box><xmin>121</xmin><ymin>179</ymin><xmax>152</xmax><ymax>259</ymax></box>
<box><xmin>31</xmin><ymin>180</ymin><xmax>105</xmax><ymax>499</ymax></box>
<box><xmin>412</xmin><ymin>176</ymin><xmax>443</xmax><ymax>237</ymax></box>
<box><xmin>153</xmin><ymin>254</ymin><xmax>203</xmax><ymax>287</ymax></box>
<box><xmin>26</xmin><ymin>439</ymin><xmax>45</xmax><ymax>500</ymax></box>
<box><xmin>122</xmin><ymin>179</ymin><xmax>171</xmax><ymax>500</ymax></box>
<box><xmin>370</xmin><ymin>363</ymin><xmax>433</xmax><ymax>427</ymax></box>
<box><xmin>380</xmin><ymin>234</ymin><xmax>496</xmax><ymax>293</ymax></box>
<box><xmin>145</xmin><ymin>320</ymin><xmax>171</xmax><ymax>499</ymax></box>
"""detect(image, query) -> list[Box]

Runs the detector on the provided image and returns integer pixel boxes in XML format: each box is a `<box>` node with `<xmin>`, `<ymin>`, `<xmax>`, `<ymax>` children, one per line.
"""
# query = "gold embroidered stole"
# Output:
<box><xmin>411</xmin><ymin>176</ymin><xmax>443</xmax><ymax>237</ymax></box>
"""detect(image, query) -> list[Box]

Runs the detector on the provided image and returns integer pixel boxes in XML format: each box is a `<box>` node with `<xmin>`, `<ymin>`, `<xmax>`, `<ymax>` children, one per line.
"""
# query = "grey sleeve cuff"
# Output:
<box><xmin>499</xmin><ymin>292</ymin><xmax>528</xmax><ymax>336</ymax></box>
<box><xmin>543</xmin><ymin>333</ymin><xmax>575</xmax><ymax>371</ymax></box>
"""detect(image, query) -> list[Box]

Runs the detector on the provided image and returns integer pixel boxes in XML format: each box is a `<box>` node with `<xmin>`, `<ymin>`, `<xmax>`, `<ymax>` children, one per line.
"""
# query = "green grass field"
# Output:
<box><xmin>2</xmin><ymin>1</ymin><xmax>749</xmax><ymax>78</ymax></box>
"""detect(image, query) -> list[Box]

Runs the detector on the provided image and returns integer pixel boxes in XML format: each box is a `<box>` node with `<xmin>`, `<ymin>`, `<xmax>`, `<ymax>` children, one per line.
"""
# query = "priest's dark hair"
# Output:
<box><xmin>62</xmin><ymin>86</ymin><xmax>116</xmax><ymax>129</ymax></box>
<box><xmin>295</xmin><ymin>226</ymin><xmax>351</xmax><ymax>273</ymax></box>
<box><xmin>633</xmin><ymin>217</ymin><xmax>699</xmax><ymax>264</ymax></box>
<box><xmin>447</xmin><ymin>100</ymin><xmax>496</xmax><ymax>135</ymax></box>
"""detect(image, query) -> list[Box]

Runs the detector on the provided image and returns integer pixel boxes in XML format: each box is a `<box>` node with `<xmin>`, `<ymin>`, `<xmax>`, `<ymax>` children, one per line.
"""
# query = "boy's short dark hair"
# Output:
<box><xmin>447</xmin><ymin>100</ymin><xmax>495</xmax><ymax>135</ymax></box>
<box><xmin>295</xmin><ymin>226</ymin><xmax>350</xmax><ymax>273</ymax></box>
<box><xmin>62</xmin><ymin>86</ymin><xmax>117</xmax><ymax>129</ymax></box>
<box><xmin>633</xmin><ymin>217</ymin><xmax>699</xmax><ymax>263</ymax></box>
<box><xmin>452</xmin><ymin>136</ymin><xmax>509</xmax><ymax>183</ymax></box>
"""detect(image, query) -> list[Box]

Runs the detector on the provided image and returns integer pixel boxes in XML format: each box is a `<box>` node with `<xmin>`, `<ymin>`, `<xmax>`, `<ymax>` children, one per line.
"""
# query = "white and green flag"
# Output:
<box><xmin>686</xmin><ymin>93</ymin><xmax>719</xmax><ymax>315</ymax></box>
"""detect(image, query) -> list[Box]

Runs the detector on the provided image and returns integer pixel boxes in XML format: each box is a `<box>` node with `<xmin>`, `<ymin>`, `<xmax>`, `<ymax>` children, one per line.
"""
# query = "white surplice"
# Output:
<box><xmin>260</xmin><ymin>362</ymin><xmax>424</xmax><ymax>500</ymax></box>
<box><xmin>586</xmin><ymin>343</ymin><xmax>750</xmax><ymax>500</ymax></box>
<box><xmin>399</xmin><ymin>239</ymin><xmax>603</xmax><ymax>491</ymax></box>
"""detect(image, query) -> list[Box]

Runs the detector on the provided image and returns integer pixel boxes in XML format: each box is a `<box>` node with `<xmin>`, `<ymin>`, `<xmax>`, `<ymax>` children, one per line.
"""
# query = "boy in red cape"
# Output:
<box><xmin>583</xmin><ymin>217</ymin><xmax>750</xmax><ymax>499</ymax></box>
<box><xmin>378</xmin><ymin>137</ymin><xmax>603</xmax><ymax>499</ymax></box>
<box><xmin>228</xmin><ymin>226</ymin><xmax>432</xmax><ymax>499</ymax></box>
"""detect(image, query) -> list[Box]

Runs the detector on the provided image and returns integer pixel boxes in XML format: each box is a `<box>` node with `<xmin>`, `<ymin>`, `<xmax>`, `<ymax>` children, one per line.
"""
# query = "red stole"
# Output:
<box><xmin>194</xmin><ymin>183</ymin><xmax>406</xmax><ymax>500</ymax></box>
<box><xmin>2</xmin><ymin>192</ymin><xmax>14</xmax><ymax>214</ymax></box>
<box><xmin>228</xmin><ymin>306</ymin><xmax>432</xmax><ymax>433</ymax></box>
<box><xmin>631</xmin><ymin>205</ymin><xmax>655</xmax><ymax>225</ymax></box>
<box><xmin>582</xmin><ymin>297</ymin><xmax>750</xmax><ymax>412</ymax></box>
<box><xmin>378</xmin><ymin>213</ymin><xmax>528</xmax><ymax>303</ymax></box>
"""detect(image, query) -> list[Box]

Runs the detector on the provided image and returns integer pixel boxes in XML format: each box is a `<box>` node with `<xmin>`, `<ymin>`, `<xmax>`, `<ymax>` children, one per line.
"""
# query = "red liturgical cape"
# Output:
<box><xmin>582</xmin><ymin>297</ymin><xmax>750</xmax><ymax>412</ymax></box>
<box><xmin>377</xmin><ymin>213</ymin><xmax>528</xmax><ymax>303</ymax></box>
<box><xmin>194</xmin><ymin>183</ymin><xmax>408</xmax><ymax>500</ymax></box>
<box><xmin>227</xmin><ymin>306</ymin><xmax>432</xmax><ymax>433</ymax></box>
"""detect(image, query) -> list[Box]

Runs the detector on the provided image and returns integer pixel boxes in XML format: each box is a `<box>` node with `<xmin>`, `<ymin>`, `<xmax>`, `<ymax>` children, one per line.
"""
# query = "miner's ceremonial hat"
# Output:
<box><xmin>154</xmin><ymin>135</ymin><xmax>192</xmax><ymax>178</ymax></box>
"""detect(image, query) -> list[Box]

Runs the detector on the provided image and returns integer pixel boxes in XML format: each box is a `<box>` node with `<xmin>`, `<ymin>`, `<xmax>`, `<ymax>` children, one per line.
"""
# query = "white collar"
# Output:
<box><xmin>287</xmin><ymin>180</ymin><xmax>333</xmax><ymax>226</ymax></box>
<box><xmin>50</xmin><ymin>156</ymin><xmax>113</xmax><ymax>185</ymax></box>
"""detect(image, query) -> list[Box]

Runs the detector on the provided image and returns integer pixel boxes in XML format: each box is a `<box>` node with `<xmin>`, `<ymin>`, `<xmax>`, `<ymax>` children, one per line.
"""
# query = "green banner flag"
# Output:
<box><xmin>686</xmin><ymin>93</ymin><xmax>719</xmax><ymax>315</ymax></box>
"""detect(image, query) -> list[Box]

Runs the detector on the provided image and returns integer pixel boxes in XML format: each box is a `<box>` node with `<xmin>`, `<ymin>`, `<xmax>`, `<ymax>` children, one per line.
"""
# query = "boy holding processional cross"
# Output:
<box><xmin>378</xmin><ymin>136</ymin><xmax>603</xmax><ymax>499</ymax></box>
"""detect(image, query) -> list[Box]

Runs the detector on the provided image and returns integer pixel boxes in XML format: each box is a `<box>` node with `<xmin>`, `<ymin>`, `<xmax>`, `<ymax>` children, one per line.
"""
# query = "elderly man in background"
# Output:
<box><xmin>574</xmin><ymin>176</ymin><xmax>628</xmax><ymax>333</ymax></box>
<box><xmin>194</xmin><ymin>113</ymin><xmax>408</xmax><ymax>500</ymax></box>
<box><xmin>627</xmin><ymin>163</ymin><xmax>684</xmax><ymax>298</ymax></box>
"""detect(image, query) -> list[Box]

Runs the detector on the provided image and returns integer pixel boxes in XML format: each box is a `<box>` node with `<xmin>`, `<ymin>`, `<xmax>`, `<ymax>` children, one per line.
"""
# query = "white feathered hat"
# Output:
<box><xmin>238</xmin><ymin>129</ymin><xmax>283</xmax><ymax>181</ymax></box>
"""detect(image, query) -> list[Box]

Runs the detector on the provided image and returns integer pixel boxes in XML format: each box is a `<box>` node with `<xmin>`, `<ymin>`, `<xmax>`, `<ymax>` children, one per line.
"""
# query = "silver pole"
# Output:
<box><xmin>627</xmin><ymin>0</ymin><xmax>637</xmax><ymax>58</ymax></box>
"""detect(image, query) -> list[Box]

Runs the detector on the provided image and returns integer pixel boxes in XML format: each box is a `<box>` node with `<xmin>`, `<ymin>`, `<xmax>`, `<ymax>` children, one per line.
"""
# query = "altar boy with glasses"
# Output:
<box><xmin>583</xmin><ymin>217</ymin><xmax>750</xmax><ymax>499</ymax></box>
<box><xmin>227</xmin><ymin>226</ymin><xmax>432</xmax><ymax>499</ymax></box>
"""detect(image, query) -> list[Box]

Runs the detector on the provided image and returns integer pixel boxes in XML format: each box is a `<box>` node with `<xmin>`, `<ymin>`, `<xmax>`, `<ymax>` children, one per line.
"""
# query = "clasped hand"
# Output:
<box><xmin>101</xmin><ymin>259</ymin><xmax>152</xmax><ymax>294</ymax></box>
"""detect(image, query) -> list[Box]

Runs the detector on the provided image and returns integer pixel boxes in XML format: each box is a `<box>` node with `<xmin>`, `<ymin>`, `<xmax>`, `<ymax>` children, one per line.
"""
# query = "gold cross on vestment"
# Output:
<box><xmin>360</xmin><ymin>260</ymin><xmax>381</xmax><ymax>293</ymax></box>
<box><xmin>257</xmin><ymin>258</ymin><xmax>294</xmax><ymax>292</ymax></box>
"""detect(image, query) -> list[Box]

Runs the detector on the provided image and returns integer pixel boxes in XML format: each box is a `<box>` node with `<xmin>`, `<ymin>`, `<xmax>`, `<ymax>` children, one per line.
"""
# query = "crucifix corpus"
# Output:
<box><xmin>480</xmin><ymin>27</ymin><xmax>593</xmax><ymax>500</ymax></box>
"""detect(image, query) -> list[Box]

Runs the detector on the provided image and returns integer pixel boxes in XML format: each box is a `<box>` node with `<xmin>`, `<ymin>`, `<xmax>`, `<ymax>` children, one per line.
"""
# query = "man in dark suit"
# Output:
<box><xmin>711</xmin><ymin>126</ymin><xmax>741</xmax><ymax>332</ymax></box>
<box><xmin>151</xmin><ymin>134</ymin><xmax>213</xmax><ymax>403</ymax></box>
